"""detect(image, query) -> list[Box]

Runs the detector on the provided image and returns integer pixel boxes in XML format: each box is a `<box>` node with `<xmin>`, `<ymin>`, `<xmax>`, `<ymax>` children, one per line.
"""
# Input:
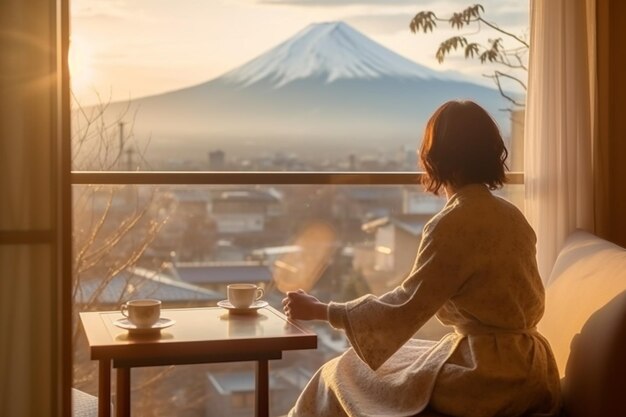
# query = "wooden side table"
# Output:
<box><xmin>80</xmin><ymin>306</ymin><xmax>317</xmax><ymax>417</ymax></box>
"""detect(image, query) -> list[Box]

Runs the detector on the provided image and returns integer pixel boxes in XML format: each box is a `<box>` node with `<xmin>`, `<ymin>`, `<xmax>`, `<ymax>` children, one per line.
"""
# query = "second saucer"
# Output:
<box><xmin>217</xmin><ymin>300</ymin><xmax>268</xmax><ymax>315</ymax></box>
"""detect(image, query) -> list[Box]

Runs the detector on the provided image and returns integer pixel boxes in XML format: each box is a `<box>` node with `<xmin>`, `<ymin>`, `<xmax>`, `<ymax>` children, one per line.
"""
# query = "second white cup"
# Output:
<box><xmin>227</xmin><ymin>284</ymin><xmax>264</xmax><ymax>308</ymax></box>
<box><xmin>121</xmin><ymin>299</ymin><xmax>161</xmax><ymax>327</ymax></box>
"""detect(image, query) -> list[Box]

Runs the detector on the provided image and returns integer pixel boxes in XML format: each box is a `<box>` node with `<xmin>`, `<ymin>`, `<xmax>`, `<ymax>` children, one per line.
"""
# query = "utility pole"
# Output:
<box><xmin>118</xmin><ymin>120</ymin><xmax>135</xmax><ymax>204</ymax></box>
<box><xmin>118</xmin><ymin>121</ymin><xmax>126</xmax><ymax>170</ymax></box>
<box><xmin>125</xmin><ymin>147</ymin><xmax>134</xmax><ymax>171</ymax></box>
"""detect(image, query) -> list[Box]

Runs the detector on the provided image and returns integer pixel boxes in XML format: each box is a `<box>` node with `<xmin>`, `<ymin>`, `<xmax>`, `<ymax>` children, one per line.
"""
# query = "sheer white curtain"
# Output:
<box><xmin>525</xmin><ymin>0</ymin><xmax>596</xmax><ymax>281</ymax></box>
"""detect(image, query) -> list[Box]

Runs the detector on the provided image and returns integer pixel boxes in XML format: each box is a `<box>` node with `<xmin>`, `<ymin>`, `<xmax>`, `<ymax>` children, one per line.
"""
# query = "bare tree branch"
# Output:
<box><xmin>488</xmin><ymin>70</ymin><xmax>527</xmax><ymax>91</ymax></box>
<box><xmin>477</xmin><ymin>17</ymin><xmax>529</xmax><ymax>48</ymax></box>
<box><xmin>483</xmin><ymin>72</ymin><xmax>525</xmax><ymax>107</ymax></box>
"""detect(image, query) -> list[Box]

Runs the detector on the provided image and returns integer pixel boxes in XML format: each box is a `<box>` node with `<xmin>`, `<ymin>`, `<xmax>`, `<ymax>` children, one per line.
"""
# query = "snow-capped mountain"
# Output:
<box><xmin>96</xmin><ymin>22</ymin><xmax>513</xmax><ymax>163</ymax></box>
<box><xmin>222</xmin><ymin>21</ymin><xmax>462</xmax><ymax>87</ymax></box>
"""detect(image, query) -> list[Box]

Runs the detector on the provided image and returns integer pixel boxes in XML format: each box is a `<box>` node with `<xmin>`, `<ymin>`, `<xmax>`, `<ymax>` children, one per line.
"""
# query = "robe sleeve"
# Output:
<box><xmin>327</xmin><ymin>211</ymin><xmax>477</xmax><ymax>370</ymax></box>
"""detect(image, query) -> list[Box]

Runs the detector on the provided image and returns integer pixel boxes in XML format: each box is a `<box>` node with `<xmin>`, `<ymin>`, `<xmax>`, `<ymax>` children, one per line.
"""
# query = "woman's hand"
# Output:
<box><xmin>282</xmin><ymin>289</ymin><xmax>328</xmax><ymax>321</ymax></box>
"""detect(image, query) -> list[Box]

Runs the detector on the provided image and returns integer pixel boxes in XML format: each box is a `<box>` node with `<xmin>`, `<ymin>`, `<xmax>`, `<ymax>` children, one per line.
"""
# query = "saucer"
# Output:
<box><xmin>113</xmin><ymin>317</ymin><xmax>175</xmax><ymax>334</ymax></box>
<box><xmin>217</xmin><ymin>300</ymin><xmax>268</xmax><ymax>315</ymax></box>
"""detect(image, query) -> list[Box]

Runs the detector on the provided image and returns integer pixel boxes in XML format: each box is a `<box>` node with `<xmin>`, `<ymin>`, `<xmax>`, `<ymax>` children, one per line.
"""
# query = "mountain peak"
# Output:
<box><xmin>221</xmin><ymin>21</ymin><xmax>452</xmax><ymax>88</ymax></box>
<box><xmin>305</xmin><ymin>20</ymin><xmax>348</xmax><ymax>31</ymax></box>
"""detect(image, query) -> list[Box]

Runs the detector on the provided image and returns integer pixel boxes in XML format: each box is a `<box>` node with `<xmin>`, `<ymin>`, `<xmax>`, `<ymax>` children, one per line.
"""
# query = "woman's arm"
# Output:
<box><xmin>321</xmin><ymin>213</ymin><xmax>474</xmax><ymax>370</ymax></box>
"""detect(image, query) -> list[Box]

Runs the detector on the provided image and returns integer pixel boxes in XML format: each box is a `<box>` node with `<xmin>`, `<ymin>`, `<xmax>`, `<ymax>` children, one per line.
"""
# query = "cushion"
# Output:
<box><xmin>539</xmin><ymin>230</ymin><xmax>626</xmax><ymax>374</ymax></box>
<box><xmin>538</xmin><ymin>230</ymin><xmax>626</xmax><ymax>417</ymax></box>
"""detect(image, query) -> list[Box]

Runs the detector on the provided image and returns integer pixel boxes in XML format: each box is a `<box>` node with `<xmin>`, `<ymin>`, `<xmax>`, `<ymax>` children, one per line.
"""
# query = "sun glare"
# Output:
<box><xmin>69</xmin><ymin>36</ymin><xmax>95</xmax><ymax>95</ymax></box>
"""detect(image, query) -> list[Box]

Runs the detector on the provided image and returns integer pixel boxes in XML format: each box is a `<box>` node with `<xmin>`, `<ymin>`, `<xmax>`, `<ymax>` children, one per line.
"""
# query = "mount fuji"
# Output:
<box><xmin>221</xmin><ymin>21</ymin><xmax>467</xmax><ymax>87</ymax></box>
<box><xmin>103</xmin><ymin>22</ymin><xmax>513</xmax><ymax>162</ymax></box>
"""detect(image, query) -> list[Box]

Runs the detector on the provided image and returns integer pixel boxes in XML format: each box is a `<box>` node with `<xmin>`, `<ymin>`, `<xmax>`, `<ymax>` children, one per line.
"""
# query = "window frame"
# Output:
<box><xmin>63</xmin><ymin>3</ymin><xmax>524</xmax><ymax>414</ymax></box>
<box><xmin>71</xmin><ymin>171</ymin><xmax>523</xmax><ymax>186</ymax></box>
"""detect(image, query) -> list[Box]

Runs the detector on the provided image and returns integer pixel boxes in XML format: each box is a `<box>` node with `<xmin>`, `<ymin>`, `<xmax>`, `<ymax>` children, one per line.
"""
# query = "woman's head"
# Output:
<box><xmin>419</xmin><ymin>100</ymin><xmax>508</xmax><ymax>195</ymax></box>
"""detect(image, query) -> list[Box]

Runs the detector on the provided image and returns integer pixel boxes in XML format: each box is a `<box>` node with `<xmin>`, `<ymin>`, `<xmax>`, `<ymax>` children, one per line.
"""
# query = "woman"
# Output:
<box><xmin>282</xmin><ymin>100</ymin><xmax>561</xmax><ymax>417</ymax></box>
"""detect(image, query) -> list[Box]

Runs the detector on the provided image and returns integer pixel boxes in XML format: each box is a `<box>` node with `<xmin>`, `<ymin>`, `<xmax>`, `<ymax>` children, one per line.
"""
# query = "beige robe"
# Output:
<box><xmin>289</xmin><ymin>184</ymin><xmax>561</xmax><ymax>417</ymax></box>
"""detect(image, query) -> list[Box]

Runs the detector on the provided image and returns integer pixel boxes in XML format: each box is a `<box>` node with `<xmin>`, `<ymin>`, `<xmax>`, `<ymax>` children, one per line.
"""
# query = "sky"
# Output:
<box><xmin>70</xmin><ymin>0</ymin><xmax>529</xmax><ymax>105</ymax></box>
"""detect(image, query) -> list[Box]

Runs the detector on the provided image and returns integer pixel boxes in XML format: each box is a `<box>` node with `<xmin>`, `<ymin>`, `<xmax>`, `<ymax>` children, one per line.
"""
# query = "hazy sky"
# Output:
<box><xmin>70</xmin><ymin>0</ymin><xmax>529</xmax><ymax>105</ymax></box>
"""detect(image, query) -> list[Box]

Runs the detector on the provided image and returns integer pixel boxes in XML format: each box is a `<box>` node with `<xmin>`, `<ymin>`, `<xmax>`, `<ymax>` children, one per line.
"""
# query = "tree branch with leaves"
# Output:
<box><xmin>410</xmin><ymin>4</ymin><xmax>529</xmax><ymax>110</ymax></box>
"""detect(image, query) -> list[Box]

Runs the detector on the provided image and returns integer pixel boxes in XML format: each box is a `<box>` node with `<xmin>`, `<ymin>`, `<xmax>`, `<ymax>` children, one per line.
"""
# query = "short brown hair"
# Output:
<box><xmin>419</xmin><ymin>100</ymin><xmax>508</xmax><ymax>195</ymax></box>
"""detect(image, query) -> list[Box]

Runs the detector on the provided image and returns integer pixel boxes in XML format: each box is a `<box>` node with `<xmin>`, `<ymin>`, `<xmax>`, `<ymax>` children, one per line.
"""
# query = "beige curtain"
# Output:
<box><xmin>595</xmin><ymin>0</ymin><xmax>626</xmax><ymax>248</ymax></box>
<box><xmin>525</xmin><ymin>0</ymin><xmax>596</xmax><ymax>281</ymax></box>
<box><xmin>0</xmin><ymin>0</ymin><xmax>68</xmax><ymax>416</ymax></box>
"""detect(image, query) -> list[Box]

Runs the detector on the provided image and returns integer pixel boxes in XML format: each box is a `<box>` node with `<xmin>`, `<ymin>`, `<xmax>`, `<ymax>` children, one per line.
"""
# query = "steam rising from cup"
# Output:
<box><xmin>272</xmin><ymin>222</ymin><xmax>336</xmax><ymax>293</ymax></box>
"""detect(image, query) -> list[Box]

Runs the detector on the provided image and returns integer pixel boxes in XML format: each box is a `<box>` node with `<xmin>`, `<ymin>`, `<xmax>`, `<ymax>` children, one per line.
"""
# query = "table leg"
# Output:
<box><xmin>98</xmin><ymin>359</ymin><xmax>111</xmax><ymax>417</ymax></box>
<box><xmin>255</xmin><ymin>359</ymin><xmax>269</xmax><ymax>417</ymax></box>
<box><xmin>116</xmin><ymin>367</ymin><xmax>131</xmax><ymax>417</ymax></box>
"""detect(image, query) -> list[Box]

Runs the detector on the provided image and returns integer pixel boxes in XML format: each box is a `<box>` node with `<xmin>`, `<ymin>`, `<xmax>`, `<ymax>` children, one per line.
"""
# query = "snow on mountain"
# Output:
<box><xmin>94</xmin><ymin>21</ymin><xmax>512</xmax><ymax>162</ymax></box>
<box><xmin>222</xmin><ymin>21</ymin><xmax>462</xmax><ymax>88</ymax></box>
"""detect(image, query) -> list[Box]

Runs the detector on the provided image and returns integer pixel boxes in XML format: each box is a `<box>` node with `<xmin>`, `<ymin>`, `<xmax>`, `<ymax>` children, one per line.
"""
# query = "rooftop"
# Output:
<box><xmin>75</xmin><ymin>267</ymin><xmax>222</xmax><ymax>305</ymax></box>
<box><xmin>207</xmin><ymin>371</ymin><xmax>291</xmax><ymax>394</ymax></box>
<box><xmin>174</xmin><ymin>262</ymin><xmax>273</xmax><ymax>285</ymax></box>
<box><xmin>362</xmin><ymin>214</ymin><xmax>427</xmax><ymax>237</ymax></box>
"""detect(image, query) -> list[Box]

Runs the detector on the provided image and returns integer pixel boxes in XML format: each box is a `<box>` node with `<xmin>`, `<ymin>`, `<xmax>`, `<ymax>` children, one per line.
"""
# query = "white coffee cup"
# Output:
<box><xmin>227</xmin><ymin>284</ymin><xmax>264</xmax><ymax>309</ymax></box>
<box><xmin>121</xmin><ymin>299</ymin><xmax>161</xmax><ymax>327</ymax></box>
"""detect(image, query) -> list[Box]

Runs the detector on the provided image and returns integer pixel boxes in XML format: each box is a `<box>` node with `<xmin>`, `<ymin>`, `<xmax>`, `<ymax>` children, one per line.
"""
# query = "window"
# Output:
<box><xmin>70</xmin><ymin>1</ymin><xmax>528</xmax><ymax>415</ymax></box>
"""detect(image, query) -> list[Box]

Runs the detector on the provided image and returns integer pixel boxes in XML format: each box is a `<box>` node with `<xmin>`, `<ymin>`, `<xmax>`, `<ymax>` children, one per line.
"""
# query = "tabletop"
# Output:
<box><xmin>80</xmin><ymin>306</ymin><xmax>317</xmax><ymax>361</ymax></box>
